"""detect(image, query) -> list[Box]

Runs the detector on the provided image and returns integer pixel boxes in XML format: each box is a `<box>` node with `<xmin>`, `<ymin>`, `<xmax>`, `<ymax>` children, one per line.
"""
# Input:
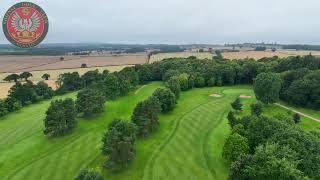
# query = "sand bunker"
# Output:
<box><xmin>240</xmin><ymin>94</ymin><xmax>252</xmax><ymax>99</ymax></box>
<box><xmin>210</xmin><ymin>93</ymin><xmax>222</xmax><ymax>97</ymax></box>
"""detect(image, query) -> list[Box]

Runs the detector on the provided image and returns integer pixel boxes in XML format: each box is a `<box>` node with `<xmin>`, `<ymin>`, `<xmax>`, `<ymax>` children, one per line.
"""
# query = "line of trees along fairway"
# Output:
<box><xmin>224</xmin><ymin>101</ymin><xmax>320</xmax><ymax>180</ymax></box>
<box><xmin>0</xmin><ymin>80</ymin><xmax>54</xmax><ymax>117</ymax></box>
<box><xmin>43</xmin><ymin>65</ymin><xmax>141</xmax><ymax>138</ymax></box>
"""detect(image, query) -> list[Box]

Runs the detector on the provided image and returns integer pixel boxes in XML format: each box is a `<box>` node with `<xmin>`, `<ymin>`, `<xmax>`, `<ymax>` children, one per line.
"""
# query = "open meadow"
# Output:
<box><xmin>0</xmin><ymin>82</ymin><xmax>318</xmax><ymax>180</ymax></box>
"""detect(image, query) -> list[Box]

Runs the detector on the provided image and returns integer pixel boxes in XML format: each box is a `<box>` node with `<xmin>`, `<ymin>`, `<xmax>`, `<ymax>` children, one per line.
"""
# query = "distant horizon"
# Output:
<box><xmin>1</xmin><ymin>42</ymin><xmax>320</xmax><ymax>46</ymax></box>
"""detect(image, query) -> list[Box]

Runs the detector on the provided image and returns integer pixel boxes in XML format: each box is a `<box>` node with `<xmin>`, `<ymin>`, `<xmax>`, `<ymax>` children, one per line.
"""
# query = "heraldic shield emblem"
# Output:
<box><xmin>2</xmin><ymin>2</ymin><xmax>49</xmax><ymax>48</ymax></box>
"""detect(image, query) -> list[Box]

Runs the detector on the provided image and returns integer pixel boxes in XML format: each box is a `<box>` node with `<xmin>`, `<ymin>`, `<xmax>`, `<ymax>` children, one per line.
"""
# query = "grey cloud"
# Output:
<box><xmin>0</xmin><ymin>0</ymin><xmax>320</xmax><ymax>44</ymax></box>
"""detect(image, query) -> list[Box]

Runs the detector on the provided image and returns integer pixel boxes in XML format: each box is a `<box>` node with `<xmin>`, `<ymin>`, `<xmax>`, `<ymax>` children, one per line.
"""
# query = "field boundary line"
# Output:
<box><xmin>275</xmin><ymin>103</ymin><xmax>320</xmax><ymax>123</ymax></box>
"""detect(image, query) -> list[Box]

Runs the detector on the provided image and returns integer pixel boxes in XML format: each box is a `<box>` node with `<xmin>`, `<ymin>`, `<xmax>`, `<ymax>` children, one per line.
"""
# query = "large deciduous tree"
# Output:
<box><xmin>4</xmin><ymin>74</ymin><xmax>20</xmax><ymax>83</ymax></box>
<box><xmin>152</xmin><ymin>88</ymin><xmax>176</xmax><ymax>113</ymax></box>
<box><xmin>166</xmin><ymin>76</ymin><xmax>181</xmax><ymax>98</ymax></box>
<box><xmin>104</xmin><ymin>74</ymin><xmax>120</xmax><ymax>100</ymax></box>
<box><xmin>8</xmin><ymin>81</ymin><xmax>39</xmax><ymax>105</ymax></box>
<box><xmin>57</xmin><ymin>72</ymin><xmax>82</xmax><ymax>91</ymax></box>
<box><xmin>19</xmin><ymin>72</ymin><xmax>33</xmax><ymax>81</ymax></box>
<box><xmin>222</xmin><ymin>133</ymin><xmax>249</xmax><ymax>163</ymax></box>
<box><xmin>101</xmin><ymin>119</ymin><xmax>136</xmax><ymax>169</ymax></box>
<box><xmin>131</xmin><ymin>96</ymin><xmax>161</xmax><ymax>137</ymax></box>
<box><xmin>43</xmin><ymin>98</ymin><xmax>77</xmax><ymax>136</ymax></box>
<box><xmin>81</xmin><ymin>70</ymin><xmax>104</xmax><ymax>87</ymax></box>
<box><xmin>76</xmin><ymin>88</ymin><xmax>105</xmax><ymax>117</ymax></box>
<box><xmin>35</xmin><ymin>81</ymin><xmax>54</xmax><ymax>100</ymax></box>
<box><xmin>254</xmin><ymin>72</ymin><xmax>282</xmax><ymax>104</ymax></box>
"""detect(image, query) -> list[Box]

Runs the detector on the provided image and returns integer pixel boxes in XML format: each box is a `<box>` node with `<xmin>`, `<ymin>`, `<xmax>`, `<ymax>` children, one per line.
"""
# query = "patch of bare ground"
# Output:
<box><xmin>209</xmin><ymin>93</ymin><xmax>222</xmax><ymax>97</ymax></box>
<box><xmin>239</xmin><ymin>94</ymin><xmax>252</xmax><ymax>99</ymax></box>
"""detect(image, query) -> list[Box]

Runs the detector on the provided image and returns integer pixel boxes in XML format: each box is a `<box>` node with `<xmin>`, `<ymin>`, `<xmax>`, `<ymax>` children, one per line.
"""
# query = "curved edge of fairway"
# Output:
<box><xmin>203</xmin><ymin>109</ymin><xmax>230</xmax><ymax>179</ymax></box>
<box><xmin>142</xmin><ymin>100</ymin><xmax>213</xmax><ymax>180</ymax></box>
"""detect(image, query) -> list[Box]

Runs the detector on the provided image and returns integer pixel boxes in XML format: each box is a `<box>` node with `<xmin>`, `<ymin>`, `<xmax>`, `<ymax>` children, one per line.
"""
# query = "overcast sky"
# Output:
<box><xmin>1</xmin><ymin>0</ymin><xmax>320</xmax><ymax>44</ymax></box>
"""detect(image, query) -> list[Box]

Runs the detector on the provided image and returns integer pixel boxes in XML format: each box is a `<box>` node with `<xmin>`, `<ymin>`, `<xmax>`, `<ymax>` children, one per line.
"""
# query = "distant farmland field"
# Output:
<box><xmin>0</xmin><ymin>54</ymin><xmax>147</xmax><ymax>73</ymax></box>
<box><xmin>150</xmin><ymin>52</ymin><xmax>212</xmax><ymax>63</ymax></box>
<box><xmin>0</xmin><ymin>65</ymin><xmax>128</xmax><ymax>99</ymax></box>
<box><xmin>222</xmin><ymin>50</ymin><xmax>320</xmax><ymax>60</ymax></box>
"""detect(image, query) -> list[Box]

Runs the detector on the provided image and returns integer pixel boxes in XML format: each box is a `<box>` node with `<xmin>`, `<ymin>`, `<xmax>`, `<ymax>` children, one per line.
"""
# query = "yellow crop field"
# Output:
<box><xmin>222</xmin><ymin>50</ymin><xmax>320</xmax><ymax>60</ymax></box>
<box><xmin>149</xmin><ymin>52</ymin><xmax>212</xmax><ymax>63</ymax></box>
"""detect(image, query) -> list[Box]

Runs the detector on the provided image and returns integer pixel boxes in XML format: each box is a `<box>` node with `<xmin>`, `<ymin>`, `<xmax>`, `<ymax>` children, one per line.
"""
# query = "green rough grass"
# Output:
<box><xmin>0</xmin><ymin>83</ymin><xmax>318</xmax><ymax>180</ymax></box>
<box><xmin>0</xmin><ymin>82</ymin><xmax>163</xmax><ymax>180</ymax></box>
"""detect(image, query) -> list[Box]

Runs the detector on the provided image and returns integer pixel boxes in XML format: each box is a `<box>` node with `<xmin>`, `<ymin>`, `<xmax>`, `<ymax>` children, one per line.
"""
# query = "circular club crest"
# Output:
<box><xmin>2</xmin><ymin>2</ymin><xmax>49</xmax><ymax>48</ymax></box>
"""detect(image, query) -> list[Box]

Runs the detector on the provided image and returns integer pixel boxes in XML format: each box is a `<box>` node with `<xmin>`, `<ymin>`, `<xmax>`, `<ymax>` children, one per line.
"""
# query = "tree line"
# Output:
<box><xmin>101</xmin><ymin>87</ymin><xmax>176</xmax><ymax>169</ymax></box>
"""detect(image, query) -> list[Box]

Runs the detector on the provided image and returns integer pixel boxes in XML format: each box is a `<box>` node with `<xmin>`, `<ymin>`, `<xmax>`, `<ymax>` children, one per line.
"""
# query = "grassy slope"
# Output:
<box><xmin>0</xmin><ymin>82</ymin><xmax>163</xmax><ymax>180</ymax></box>
<box><xmin>0</xmin><ymin>83</ymin><xmax>318</xmax><ymax>180</ymax></box>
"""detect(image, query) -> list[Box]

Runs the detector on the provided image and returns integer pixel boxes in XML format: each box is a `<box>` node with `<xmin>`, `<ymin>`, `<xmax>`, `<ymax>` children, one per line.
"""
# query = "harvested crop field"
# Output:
<box><xmin>222</xmin><ymin>50</ymin><xmax>320</xmax><ymax>60</ymax></box>
<box><xmin>150</xmin><ymin>52</ymin><xmax>212</xmax><ymax>63</ymax></box>
<box><xmin>0</xmin><ymin>54</ymin><xmax>147</xmax><ymax>73</ymax></box>
<box><xmin>0</xmin><ymin>65</ymin><xmax>128</xmax><ymax>99</ymax></box>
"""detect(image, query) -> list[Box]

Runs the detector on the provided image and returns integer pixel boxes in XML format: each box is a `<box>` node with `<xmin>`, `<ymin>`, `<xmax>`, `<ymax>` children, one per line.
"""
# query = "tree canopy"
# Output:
<box><xmin>152</xmin><ymin>88</ymin><xmax>176</xmax><ymax>113</ymax></box>
<box><xmin>131</xmin><ymin>96</ymin><xmax>161</xmax><ymax>137</ymax></box>
<box><xmin>101</xmin><ymin>119</ymin><xmax>136</xmax><ymax>169</ymax></box>
<box><xmin>43</xmin><ymin>98</ymin><xmax>77</xmax><ymax>136</ymax></box>
<box><xmin>254</xmin><ymin>72</ymin><xmax>282</xmax><ymax>104</ymax></box>
<box><xmin>76</xmin><ymin>88</ymin><xmax>105</xmax><ymax>117</ymax></box>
